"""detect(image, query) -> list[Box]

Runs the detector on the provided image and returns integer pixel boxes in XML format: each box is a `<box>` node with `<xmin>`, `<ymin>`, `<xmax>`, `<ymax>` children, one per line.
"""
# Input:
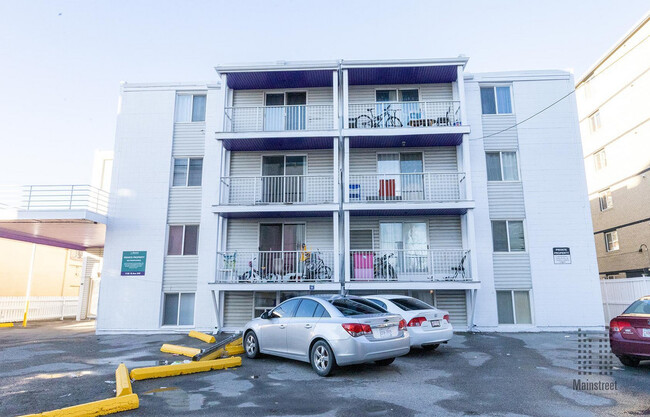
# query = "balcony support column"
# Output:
<box><xmin>333</xmin><ymin>212</ymin><xmax>341</xmax><ymax>285</ymax></box>
<box><xmin>343</xmin><ymin>211</ymin><xmax>351</xmax><ymax>285</ymax></box>
<box><xmin>456</xmin><ymin>65</ymin><xmax>467</xmax><ymax>126</ymax></box>
<box><xmin>342</xmin><ymin>70</ymin><xmax>349</xmax><ymax>127</ymax></box>
<box><xmin>343</xmin><ymin>137</ymin><xmax>350</xmax><ymax>203</ymax></box>
<box><xmin>464</xmin><ymin>209</ymin><xmax>478</xmax><ymax>282</ymax></box>
<box><xmin>333</xmin><ymin>138</ymin><xmax>339</xmax><ymax>204</ymax></box>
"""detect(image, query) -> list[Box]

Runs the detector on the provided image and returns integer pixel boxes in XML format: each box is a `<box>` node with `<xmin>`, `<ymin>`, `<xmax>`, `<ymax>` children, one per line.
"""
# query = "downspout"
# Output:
<box><xmin>337</xmin><ymin>60</ymin><xmax>345</xmax><ymax>296</ymax></box>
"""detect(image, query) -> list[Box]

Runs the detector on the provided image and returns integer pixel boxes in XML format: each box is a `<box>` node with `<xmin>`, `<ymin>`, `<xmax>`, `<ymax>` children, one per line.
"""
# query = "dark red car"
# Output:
<box><xmin>610</xmin><ymin>296</ymin><xmax>650</xmax><ymax>367</ymax></box>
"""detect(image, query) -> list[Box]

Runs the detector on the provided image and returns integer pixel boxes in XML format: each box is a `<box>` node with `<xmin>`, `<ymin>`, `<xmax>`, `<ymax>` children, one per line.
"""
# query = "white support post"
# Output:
<box><xmin>59</xmin><ymin>249</ymin><xmax>69</xmax><ymax>320</ymax></box>
<box><xmin>333</xmin><ymin>212</ymin><xmax>340</xmax><ymax>283</ymax></box>
<box><xmin>332</xmin><ymin>71</ymin><xmax>339</xmax><ymax>129</ymax></box>
<box><xmin>343</xmin><ymin>137</ymin><xmax>350</xmax><ymax>203</ymax></box>
<box><xmin>342</xmin><ymin>70</ymin><xmax>349</xmax><ymax>128</ymax></box>
<box><xmin>22</xmin><ymin>243</ymin><xmax>36</xmax><ymax>327</ymax></box>
<box><xmin>465</xmin><ymin>210</ymin><xmax>478</xmax><ymax>282</ymax></box>
<box><xmin>344</xmin><ymin>211</ymin><xmax>351</xmax><ymax>283</ymax></box>
<box><xmin>333</xmin><ymin>138</ymin><xmax>339</xmax><ymax>203</ymax></box>
<box><xmin>456</xmin><ymin>65</ymin><xmax>467</xmax><ymax>126</ymax></box>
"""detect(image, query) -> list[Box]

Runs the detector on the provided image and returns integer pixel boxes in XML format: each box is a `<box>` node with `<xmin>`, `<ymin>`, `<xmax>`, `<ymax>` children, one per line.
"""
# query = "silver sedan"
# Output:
<box><xmin>242</xmin><ymin>295</ymin><xmax>410</xmax><ymax>376</ymax></box>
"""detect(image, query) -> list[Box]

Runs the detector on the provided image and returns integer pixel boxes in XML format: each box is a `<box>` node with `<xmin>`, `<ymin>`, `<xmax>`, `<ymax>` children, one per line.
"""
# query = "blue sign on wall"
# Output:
<box><xmin>121</xmin><ymin>251</ymin><xmax>147</xmax><ymax>276</ymax></box>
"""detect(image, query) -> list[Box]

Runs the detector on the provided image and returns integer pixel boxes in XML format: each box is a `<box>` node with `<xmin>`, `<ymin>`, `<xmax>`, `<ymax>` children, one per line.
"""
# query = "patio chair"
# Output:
<box><xmin>445</xmin><ymin>254</ymin><xmax>466</xmax><ymax>281</ymax></box>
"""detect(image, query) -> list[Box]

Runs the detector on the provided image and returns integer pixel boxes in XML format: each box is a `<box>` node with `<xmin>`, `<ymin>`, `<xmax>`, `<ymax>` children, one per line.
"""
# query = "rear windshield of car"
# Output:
<box><xmin>624</xmin><ymin>299</ymin><xmax>650</xmax><ymax>314</ymax></box>
<box><xmin>391</xmin><ymin>298</ymin><xmax>433</xmax><ymax>311</ymax></box>
<box><xmin>331</xmin><ymin>298</ymin><xmax>387</xmax><ymax>316</ymax></box>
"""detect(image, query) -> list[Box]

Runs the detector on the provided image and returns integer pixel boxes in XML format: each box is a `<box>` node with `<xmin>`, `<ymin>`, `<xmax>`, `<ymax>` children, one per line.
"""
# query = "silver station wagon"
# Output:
<box><xmin>242</xmin><ymin>295</ymin><xmax>410</xmax><ymax>376</ymax></box>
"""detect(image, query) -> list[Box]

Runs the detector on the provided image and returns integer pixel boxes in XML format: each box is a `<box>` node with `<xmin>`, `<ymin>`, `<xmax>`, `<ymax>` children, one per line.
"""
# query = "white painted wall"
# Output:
<box><xmin>96</xmin><ymin>86</ymin><xmax>177</xmax><ymax>333</ymax></box>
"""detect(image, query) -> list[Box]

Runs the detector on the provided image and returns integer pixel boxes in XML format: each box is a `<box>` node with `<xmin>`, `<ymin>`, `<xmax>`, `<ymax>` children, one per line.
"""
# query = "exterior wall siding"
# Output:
<box><xmin>167</xmin><ymin>188</ymin><xmax>202</xmax><ymax>223</ymax></box>
<box><xmin>492</xmin><ymin>253</ymin><xmax>532</xmax><ymax>289</ymax></box>
<box><xmin>223</xmin><ymin>291</ymin><xmax>254</xmax><ymax>328</ymax></box>
<box><xmin>229</xmin><ymin>149</ymin><xmax>333</xmax><ymax>176</ymax></box>
<box><xmin>348</xmin><ymin>83</ymin><xmax>454</xmax><ymax>103</ymax></box>
<box><xmin>226</xmin><ymin>217</ymin><xmax>335</xmax><ymax>251</ymax></box>
<box><xmin>172</xmin><ymin>123</ymin><xmax>206</xmax><ymax>156</ymax></box>
<box><xmin>232</xmin><ymin>87</ymin><xmax>333</xmax><ymax>107</ymax></box>
<box><xmin>487</xmin><ymin>183</ymin><xmax>526</xmax><ymax>219</ymax></box>
<box><xmin>349</xmin><ymin>147</ymin><xmax>458</xmax><ymax>174</ymax></box>
<box><xmin>163</xmin><ymin>257</ymin><xmax>199</xmax><ymax>292</ymax></box>
<box><xmin>435</xmin><ymin>290</ymin><xmax>468</xmax><ymax>327</ymax></box>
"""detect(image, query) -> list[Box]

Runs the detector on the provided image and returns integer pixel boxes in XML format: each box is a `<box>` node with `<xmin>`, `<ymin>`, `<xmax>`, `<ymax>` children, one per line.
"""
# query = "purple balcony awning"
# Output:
<box><xmin>221</xmin><ymin>136</ymin><xmax>334</xmax><ymax>151</ymax></box>
<box><xmin>347</xmin><ymin>65</ymin><xmax>458</xmax><ymax>85</ymax></box>
<box><xmin>349</xmin><ymin>133</ymin><xmax>463</xmax><ymax>148</ymax></box>
<box><xmin>226</xmin><ymin>70</ymin><xmax>334</xmax><ymax>90</ymax></box>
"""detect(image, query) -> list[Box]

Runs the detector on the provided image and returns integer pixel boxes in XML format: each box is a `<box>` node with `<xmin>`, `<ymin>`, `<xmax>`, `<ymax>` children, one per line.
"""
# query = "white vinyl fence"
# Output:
<box><xmin>601</xmin><ymin>277</ymin><xmax>650</xmax><ymax>322</ymax></box>
<box><xmin>0</xmin><ymin>296</ymin><xmax>78</xmax><ymax>323</ymax></box>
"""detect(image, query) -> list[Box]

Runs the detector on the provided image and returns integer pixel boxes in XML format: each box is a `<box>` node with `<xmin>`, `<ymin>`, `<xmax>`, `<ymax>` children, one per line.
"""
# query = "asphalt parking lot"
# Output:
<box><xmin>0</xmin><ymin>320</ymin><xmax>648</xmax><ymax>417</ymax></box>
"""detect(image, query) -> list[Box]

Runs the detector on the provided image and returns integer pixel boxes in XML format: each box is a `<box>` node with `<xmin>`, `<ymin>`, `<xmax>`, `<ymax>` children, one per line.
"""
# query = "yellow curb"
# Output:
<box><xmin>0</xmin><ymin>322</ymin><xmax>14</xmax><ymax>327</ymax></box>
<box><xmin>198</xmin><ymin>347</ymin><xmax>225</xmax><ymax>362</ymax></box>
<box><xmin>225</xmin><ymin>345</ymin><xmax>245</xmax><ymax>356</ymax></box>
<box><xmin>226</xmin><ymin>337</ymin><xmax>243</xmax><ymax>347</ymax></box>
<box><xmin>115</xmin><ymin>363</ymin><xmax>132</xmax><ymax>397</ymax></box>
<box><xmin>188</xmin><ymin>330</ymin><xmax>216</xmax><ymax>344</ymax></box>
<box><xmin>19</xmin><ymin>393</ymin><xmax>139</xmax><ymax>417</ymax></box>
<box><xmin>129</xmin><ymin>356</ymin><xmax>241</xmax><ymax>381</ymax></box>
<box><xmin>160</xmin><ymin>344</ymin><xmax>202</xmax><ymax>358</ymax></box>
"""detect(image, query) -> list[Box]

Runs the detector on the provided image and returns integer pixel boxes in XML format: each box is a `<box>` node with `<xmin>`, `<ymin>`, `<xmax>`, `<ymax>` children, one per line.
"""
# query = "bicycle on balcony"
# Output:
<box><xmin>303</xmin><ymin>249</ymin><xmax>333</xmax><ymax>282</ymax></box>
<box><xmin>374</xmin><ymin>253</ymin><xmax>397</xmax><ymax>281</ymax></box>
<box><xmin>354</xmin><ymin>104</ymin><xmax>403</xmax><ymax>129</ymax></box>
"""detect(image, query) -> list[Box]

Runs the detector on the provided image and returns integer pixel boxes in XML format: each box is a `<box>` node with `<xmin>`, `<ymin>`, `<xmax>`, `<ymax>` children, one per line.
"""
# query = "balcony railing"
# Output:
<box><xmin>221</xmin><ymin>175</ymin><xmax>335</xmax><ymax>206</ymax></box>
<box><xmin>350</xmin><ymin>249</ymin><xmax>471</xmax><ymax>282</ymax></box>
<box><xmin>0</xmin><ymin>185</ymin><xmax>109</xmax><ymax>216</ymax></box>
<box><xmin>224</xmin><ymin>104</ymin><xmax>334</xmax><ymax>133</ymax></box>
<box><xmin>348</xmin><ymin>172</ymin><xmax>466</xmax><ymax>203</ymax></box>
<box><xmin>347</xmin><ymin>101</ymin><xmax>461</xmax><ymax>129</ymax></box>
<box><xmin>215</xmin><ymin>250</ymin><xmax>335</xmax><ymax>283</ymax></box>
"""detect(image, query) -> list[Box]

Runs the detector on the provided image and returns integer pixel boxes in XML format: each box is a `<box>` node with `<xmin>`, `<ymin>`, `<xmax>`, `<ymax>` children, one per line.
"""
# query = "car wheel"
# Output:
<box><xmin>618</xmin><ymin>355</ymin><xmax>640</xmax><ymax>367</ymax></box>
<box><xmin>422</xmin><ymin>344</ymin><xmax>440</xmax><ymax>351</ymax></box>
<box><xmin>375</xmin><ymin>358</ymin><xmax>395</xmax><ymax>366</ymax></box>
<box><xmin>244</xmin><ymin>331</ymin><xmax>260</xmax><ymax>359</ymax></box>
<box><xmin>311</xmin><ymin>340</ymin><xmax>336</xmax><ymax>377</ymax></box>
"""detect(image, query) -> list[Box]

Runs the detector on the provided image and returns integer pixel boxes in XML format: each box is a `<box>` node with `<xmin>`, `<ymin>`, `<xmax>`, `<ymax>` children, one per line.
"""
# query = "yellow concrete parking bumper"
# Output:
<box><xmin>19</xmin><ymin>393</ymin><xmax>139</xmax><ymax>417</ymax></box>
<box><xmin>130</xmin><ymin>356</ymin><xmax>241</xmax><ymax>381</ymax></box>
<box><xmin>188</xmin><ymin>330</ymin><xmax>216</xmax><ymax>344</ymax></box>
<box><xmin>114</xmin><ymin>364</ymin><xmax>133</xmax><ymax>397</ymax></box>
<box><xmin>0</xmin><ymin>322</ymin><xmax>14</xmax><ymax>327</ymax></box>
<box><xmin>160</xmin><ymin>343</ymin><xmax>202</xmax><ymax>358</ymax></box>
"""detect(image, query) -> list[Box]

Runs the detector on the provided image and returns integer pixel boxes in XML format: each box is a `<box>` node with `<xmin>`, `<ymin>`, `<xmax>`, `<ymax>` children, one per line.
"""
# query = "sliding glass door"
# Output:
<box><xmin>259</xmin><ymin>223</ymin><xmax>306</xmax><ymax>277</ymax></box>
<box><xmin>263</xmin><ymin>92</ymin><xmax>307</xmax><ymax>131</ymax></box>
<box><xmin>380</xmin><ymin>222</ymin><xmax>428</xmax><ymax>274</ymax></box>
<box><xmin>377</xmin><ymin>153</ymin><xmax>424</xmax><ymax>201</ymax></box>
<box><xmin>261</xmin><ymin>155</ymin><xmax>306</xmax><ymax>203</ymax></box>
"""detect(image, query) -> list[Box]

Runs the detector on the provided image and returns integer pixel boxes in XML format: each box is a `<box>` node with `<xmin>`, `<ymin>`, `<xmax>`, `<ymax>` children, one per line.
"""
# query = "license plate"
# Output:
<box><xmin>372</xmin><ymin>326</ymin><xmax>397</xmax><ymax>339</ymax></box>
<box><xmin>430</xmin><ymin>320</ymin><xmax>441</xmax><ymax>327</ymax></box>
<box><xmin>643</xmin><ymin>328</ymin><xmax>650</xmax><ymax>338</ymax></box>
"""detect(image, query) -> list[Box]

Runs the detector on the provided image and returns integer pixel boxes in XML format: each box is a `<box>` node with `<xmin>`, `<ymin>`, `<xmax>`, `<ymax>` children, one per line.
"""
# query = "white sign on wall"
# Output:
<box><xmin>553</xmin><ymin>247</ymin><xmax>571</xmax><ymax>264</ymax></box>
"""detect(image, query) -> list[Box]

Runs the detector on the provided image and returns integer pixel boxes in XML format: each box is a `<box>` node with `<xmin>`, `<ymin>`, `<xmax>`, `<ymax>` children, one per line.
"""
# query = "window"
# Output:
<box><xmin>492</xmin><ymin>220</ymin><xmax>525</xmax><ymax>252</ymax></box>
<box><xmin>175</xmin><ymin>94</ymin><xmax>206</xmax><ymax>122</ymax></box>
<box><xmin>376</xmin><ymin>89</ymin><xmax>419</xmax><ymax>102</ymax></box>
<box><xmin>480</xmin><ymin>86</ymin><xmax>512</xmax><ymax>115</ymax></box>
<box><xmin>313</xmin><ymin>303</ymin><xmax>330</xmax><ymax>318</ymax></box>
<box><xmin>496</xmin><ymin>290</ymin><xmax>532</xmax><ymax>324</ymax></box>
<box><xmin>623</xmin><ymin>299</ymin><xmax>650</xmax><ymax>314</ymax></box>
<box><xmin>254</xmin><ymin>292</ymin><xmax>276</xmax><ymax>317</ymax></box>
<box><xmin>599</xmin><ymin>189</ymin><xmax>613</xmax><ymax>211</ymax></box>
<box><xmin>173</xmin><ymin>158</ymin><xmax>203</xmax><ymax>187</ymax></box>
<box><xmin>366</xmin><ymin>298</ymin><xmax>388</xmax><ymax>309</ymax></box>
<box><xmin>605</xmin><ymin>231</ymin><xmax>619</xmax><ymax>252</ymax></box>
<box><xmin>270</xmin><ymin>298</ymin><xmax>301</xmax><ymax>318</ymax></box>
<box><xmin>589</xmin><ymin>111</ymin><xmax>601</xmax><ymax>132</ymax></box>
<box><xmin>167</xmin><ymin>225</ymin><xmax>199</xmax><ymax>255</ymax></box>
<box><xmin>391</xmin><ymin>298</ymin><xmax>434</xmax><ymax>311</ymax></box>
<box><xmin>594</xmin><ymin>149</ymin><xmax>607</xmax><ymax>171</ymax></box>
<box><xmin>295</xmin><ymin>299</ymin><xmax>319</xmax><ymax>317</ymax></box>
<box><xmin>162</xmin><ymin>292</ymin><xmax>195</xmax><ymax>325</ymax></box>
<box><xmin>486</xmin><ymin>152</ymin><xmax>519</xmax><ymax>181</ymax></box>
<box><xmin>331</xmin><ymin>298</ymin><xmax>387</xmax><ymax>316</ymax></box>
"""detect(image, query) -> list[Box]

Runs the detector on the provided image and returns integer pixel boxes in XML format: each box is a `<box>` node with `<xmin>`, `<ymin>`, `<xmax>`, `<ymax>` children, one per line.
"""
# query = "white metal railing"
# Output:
<box><xmin>348</xmin><ymin>172</ymin><xmax>465</xmax><ymax>202</ymax></box>
<box><xmin>224</xmin><ymin>104</ymin><xmax>334</xmax><ymax>133</ymax></box>
<box><xmin>221</xmin><ymin>175</ymin><xmax>335</xmax><ymax>205</ymax></box>
<box><xmin>215</xmin><ymin>250</ymin><xmax>335</xmax><ymax>283</ymax></box>
<box><xmin>0</xmin><ymin>296</ymin><xmax>78</xmax><ymax>322</ymax></box>
<box><xmin>348</xmin><ymin>101</ymin><xmax>461</xmax><ymax>129</ymax></box>
<box><xmin>0</xmin><ymin>185</ymin><xmax>109</xmax><ymax>215</ymax></box>
<box><xmin>350</xmin><ymin>249</ymin><xmax>471</xmax><ymax>282</ymax></box>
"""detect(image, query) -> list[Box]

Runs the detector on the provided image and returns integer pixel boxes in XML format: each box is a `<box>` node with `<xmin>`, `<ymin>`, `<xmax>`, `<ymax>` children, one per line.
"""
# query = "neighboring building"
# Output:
<box><xmin>0</xmin><ymin>150</ymin><xmax>113</xmax><ymax>322</ymax></box>
<box><xmin>97</xmin><ymin>58</ymin><xmax>604</xmax><ymax>334</ymax></box>
<box><xmin>576</xmin><ymin>13</ymin><xmax>650</xmax><ymax>279</ymax></box>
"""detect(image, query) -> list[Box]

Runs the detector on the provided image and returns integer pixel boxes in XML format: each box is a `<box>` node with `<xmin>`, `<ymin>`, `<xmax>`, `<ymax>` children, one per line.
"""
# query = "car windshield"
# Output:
<box><xmin>331</xmin><ymin>298</ymin><xmax>387</xmax><ymax>316</ymax></box>
<box><xmin>623</xmin><ymin>299</ymin><xmax>650</xmax><ymax>314</ymax></box>
<box><xmin>391</xmin><ymin>298</ymin><xmax>434</xmax><ymax>311</ymax></box>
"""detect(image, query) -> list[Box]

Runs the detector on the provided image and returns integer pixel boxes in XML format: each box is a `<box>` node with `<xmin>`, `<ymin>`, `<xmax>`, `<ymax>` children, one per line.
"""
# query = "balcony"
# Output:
<box><xmin>348</xmin><ymin>172</ymin><xmax>466</xmax><ymax>204</ymax></box>
<box><xmin>220</xmin><ymin>104</ymin><xmax>336</xmax><ymax>151</ymax></box>
<box><xmin>349</xmin><ymin>249</ymin><xmax>471</xmax><ymax>282</ymax></box>
<box><xmin>0</xmin><ymin>185</ymin><xmax>109</xmax><ymax>250</ymax></box>
<box><xmin>344</xmin><ymin>101</ymin><xmax>468</xmax><ymax>148</ymax></box>
<box><xmin>216</xmin><ymin>175</ymin><xmax>337</xmax><ymax>217</ymax></box>
<box><xmin>215</xmin><ymin>250</ymin><xmax>336</xmax><ymax>283</ymax></box>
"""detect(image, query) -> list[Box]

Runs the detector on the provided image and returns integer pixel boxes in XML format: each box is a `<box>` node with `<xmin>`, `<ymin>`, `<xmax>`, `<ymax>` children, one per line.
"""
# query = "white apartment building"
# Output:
<box><xmin>96</xmin><ymin>58</ymin><xmax>604</xmax><ymax>334</ymax></box>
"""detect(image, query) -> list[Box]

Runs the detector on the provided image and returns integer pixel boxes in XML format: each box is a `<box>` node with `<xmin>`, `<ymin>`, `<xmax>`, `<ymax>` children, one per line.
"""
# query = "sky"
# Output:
<box><xmin>0</xmin><ymin>0</ymin><xmax>648</xmax><ymax>185</ymax></box>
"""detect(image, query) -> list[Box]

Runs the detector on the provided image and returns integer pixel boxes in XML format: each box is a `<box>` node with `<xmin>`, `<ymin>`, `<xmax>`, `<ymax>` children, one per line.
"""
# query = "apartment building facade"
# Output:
<box><xmin>96</xmin><ymin>58</ymin><xmax>604</xmax><ymax>334</ymax></box>
<box><xmin>576</xmin><ymin>14</ymin><xmax>650</xmax><ymax>279</ymax></box>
